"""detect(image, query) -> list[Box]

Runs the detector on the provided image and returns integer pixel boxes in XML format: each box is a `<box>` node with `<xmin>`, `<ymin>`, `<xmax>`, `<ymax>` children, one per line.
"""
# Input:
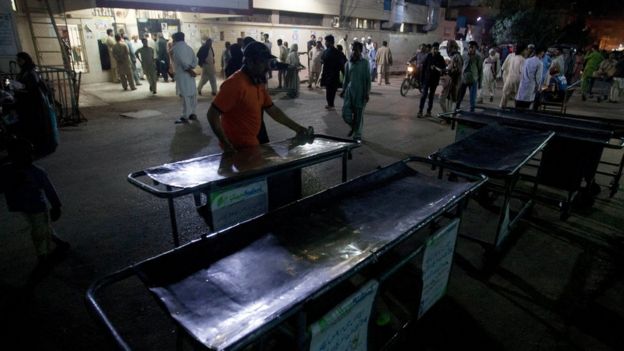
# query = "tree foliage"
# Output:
<box><xmin>491</xmin><ymin>8</ymin><xmax>594</xmax><ymax>48</ymax></box>
<box><xmin>491</xmin><ymin>9</ymin><xmax>560</xmax><ymax>46</ymax></box>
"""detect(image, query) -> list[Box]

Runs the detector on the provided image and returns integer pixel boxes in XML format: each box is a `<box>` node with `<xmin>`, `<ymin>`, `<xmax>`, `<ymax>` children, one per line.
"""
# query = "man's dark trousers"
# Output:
<box><xmin>326</xmin><ymin>82</ymin><xmax>339</xmax><ymax>107</ymax></box>
<box><xmin>419</xmin><ymin>83</ymin><xmax>437</xmax><ymax>113</ymax></box>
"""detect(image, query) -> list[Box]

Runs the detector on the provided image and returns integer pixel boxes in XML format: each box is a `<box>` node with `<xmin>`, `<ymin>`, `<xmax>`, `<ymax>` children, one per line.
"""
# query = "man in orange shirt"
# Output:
<box><xmin>207</xmin><ymin>42</ymin><xmax>312</xmax><ymax>151</ymax></box>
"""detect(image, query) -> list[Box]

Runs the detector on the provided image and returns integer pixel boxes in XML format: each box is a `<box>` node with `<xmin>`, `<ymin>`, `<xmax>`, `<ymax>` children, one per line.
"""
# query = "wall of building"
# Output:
<box><xmin>0</xmin><ymin>1</ymin><xmax>20</xmax><ymax>72</ymax></box>
<box><xmin>254</xmin><ymin>0</ymin><xmax>430</xmax><ymax>24</ymax></box>
<box><xmin>13</xmin><ymin>4</ymin><xmax>447</xmax><ymax>84</ymax></box>
<box><xmin>161</xmin><ymin>18</ymin><xmax>442</xmax><ymax>78</ymax></box>
<box><xmin>177</xmin><ymin>13</ymin><xmax>444</xmax><ymax>73</ymax></box>
<box><xmin>13</xmin><ymin>9</ymin><xmax>115</xmax><ymax>84</ymax></box>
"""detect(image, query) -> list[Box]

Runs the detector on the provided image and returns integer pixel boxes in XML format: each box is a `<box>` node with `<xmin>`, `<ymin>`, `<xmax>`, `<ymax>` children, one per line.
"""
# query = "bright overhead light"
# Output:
<box><xmin>477</xmin><ymin>17</ymin><xmax>482</xmax><ymax>22</ymax></box>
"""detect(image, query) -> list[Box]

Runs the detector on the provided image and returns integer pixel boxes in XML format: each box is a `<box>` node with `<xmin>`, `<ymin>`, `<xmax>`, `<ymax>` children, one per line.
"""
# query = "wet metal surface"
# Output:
<box><xmin>135</xmin><ymin>161</ymin><xmax>482</xmax><ymax>350</ymax></box>
<box><xmin>455</xmin><ymin>109</ymin><xmax>613</xmax><ymax>144</ymax></box>
<box><xmin>432</xmin><ymin>124</ymin><xmax>553</xmax><ymax>176</ymax></box>
<box><xmin>144</xmin><ymin>137</ymin><xmax>354</xmax><ymax>189</ymax></box>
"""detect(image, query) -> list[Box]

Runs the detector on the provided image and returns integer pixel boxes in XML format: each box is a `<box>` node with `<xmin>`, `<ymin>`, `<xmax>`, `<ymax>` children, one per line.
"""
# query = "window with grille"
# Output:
<box><xmin>57</xmin><ymin>24</ymin><xmax>89</xmax><ymax>73</ymax></box>
<box><xmin>354</xmin><ymin>18</ymin><xmax>376</xmax><ymax>29</ymax></box>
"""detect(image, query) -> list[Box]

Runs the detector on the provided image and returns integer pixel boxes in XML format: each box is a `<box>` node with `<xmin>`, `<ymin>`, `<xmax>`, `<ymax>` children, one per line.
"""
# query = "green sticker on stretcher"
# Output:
<box><xmin>210</xmin><ymin>178</ymin><xmax>268</xmax><ymax>230</ymax></box>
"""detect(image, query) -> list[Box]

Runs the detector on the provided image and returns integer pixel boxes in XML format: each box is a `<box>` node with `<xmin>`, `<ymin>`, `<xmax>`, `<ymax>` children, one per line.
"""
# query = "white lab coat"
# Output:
<box><xmin>172</xmin><ymin>41</ymin><xmax>198</xmax><ymax>97</ymax></box>
<box><xmin>516</xmin><ymin>56</ymin><xmax>543</xmax><ymax>102</ymax></box>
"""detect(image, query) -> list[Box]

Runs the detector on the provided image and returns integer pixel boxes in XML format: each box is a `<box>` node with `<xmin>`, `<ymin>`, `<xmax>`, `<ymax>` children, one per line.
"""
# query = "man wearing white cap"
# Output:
<box><xmin>361</xmin><ymin>37</ymin><xmax>369</xmax><ymax>56</ymax></box>
<box><xmin>171</xmin><ymin>32</ymin><xmax>199</xmax><ymax>124</ymax></box>
<box><xmin>366</xmin><ymin>36</ymin><xmax>374</xmax><ymax>55</ymax></box>
<box><xmin>479</xmin><ymin>48</ymin><xmax>500</xmax><ymax>103</ymax></box>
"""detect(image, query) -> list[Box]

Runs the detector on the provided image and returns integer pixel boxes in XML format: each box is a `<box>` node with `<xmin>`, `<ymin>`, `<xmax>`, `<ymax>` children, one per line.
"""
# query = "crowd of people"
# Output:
<box><xmin>3</xmin><ymin>27</ymin><xmax>624</xmax><ymax>277</ymax></box>
<box><xmin>106</xmin><ymin>30</ymin><xmax>624</xmax><ymax>137</ymax></box>
<box><xmin>407</xmin><ymin>40</ymin><xmax>624</xmax><ymax>115</ymax></box>
<box><xmin>202</xmin><ymin>33</ymin><xmax>396</xmax><ymax>141</ymax></box>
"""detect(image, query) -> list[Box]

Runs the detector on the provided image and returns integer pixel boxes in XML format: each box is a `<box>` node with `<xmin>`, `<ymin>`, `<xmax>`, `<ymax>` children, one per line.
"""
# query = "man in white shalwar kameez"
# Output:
<box><xmin>171</xmin><ymin>32</ymin><xmax>198</xmax><ymax>124</ymax></box>
<box><xmin>478</xmin><ymin>48</ymin><xmax>500</xmax><ymax>103</ymax></box>
<box><xmin>337</xmin><ymin>34</ymin><xmax>350</xmax><ymax>59</ymax></box>
<box><xmin>499</xmin><ymin>44</ymin><xmax>526</xmax><ymax>108</ymax></box>
<box><xmin>515</xmin><ymin>47</ymin><xmax>544</xmax><ymax>109</ymax></box>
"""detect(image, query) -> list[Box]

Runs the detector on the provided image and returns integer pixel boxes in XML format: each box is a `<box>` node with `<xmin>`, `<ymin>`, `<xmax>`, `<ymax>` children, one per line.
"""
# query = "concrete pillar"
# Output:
<box><xmin>0</xmin><ymin>1</ymin><xmax>21</xmax><ymax>71</ymax></box>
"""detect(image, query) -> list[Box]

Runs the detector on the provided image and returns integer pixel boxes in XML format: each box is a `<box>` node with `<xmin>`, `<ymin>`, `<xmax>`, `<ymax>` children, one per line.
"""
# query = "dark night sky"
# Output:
<box><xmin>446</xmin><ymin>0</ymin><xmax>624</xmax><ymax>17</ymax></box>
<box><xmin>533</xmin><ymin>0</ymin><xmax>624</xmax><ymax>17</ymax></box>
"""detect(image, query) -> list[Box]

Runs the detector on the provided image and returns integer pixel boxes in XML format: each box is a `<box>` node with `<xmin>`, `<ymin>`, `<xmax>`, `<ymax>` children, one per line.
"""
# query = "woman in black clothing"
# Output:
<box><xmin>225</xmin><ymin>43</ymin><xmax>244</xmax><ymax>78</ymax></box>
<box><xmin>14</xmin><ymin>52</ymin><xmax>58</xmax><ymax>158</ymax></box>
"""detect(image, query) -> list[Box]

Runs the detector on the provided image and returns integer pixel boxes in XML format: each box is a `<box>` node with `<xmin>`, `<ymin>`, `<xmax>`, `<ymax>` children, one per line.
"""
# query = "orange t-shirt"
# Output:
<box><xmin>212</xmin><ymin>70</ymin><xmax>273</xmax><ymax>148</ymax></box>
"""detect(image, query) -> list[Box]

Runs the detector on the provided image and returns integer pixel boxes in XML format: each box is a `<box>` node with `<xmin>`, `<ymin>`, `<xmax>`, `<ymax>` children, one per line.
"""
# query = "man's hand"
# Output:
<box><xmin>50</xmin><ymin>207</ymin><xmax>61</xmax><ymax>222</ymax></box>
<box><xmin>186</xmin><ymin>68</ymin><xmax>197</xmax><ymax>77</ymax></box>
<box><xmin>293</xmin><ymin>126</ymin><xmax>315</xmax><ymax>145</ymax></box>
<box><xmin>364</xmin><ymin>95</ymin><xmax>369</xmax><ymax>103</ymax></box>
<box><xmin>266</xmin><ymin>104</ymin><xmax>311</xmax><ymax>139</ymax></box>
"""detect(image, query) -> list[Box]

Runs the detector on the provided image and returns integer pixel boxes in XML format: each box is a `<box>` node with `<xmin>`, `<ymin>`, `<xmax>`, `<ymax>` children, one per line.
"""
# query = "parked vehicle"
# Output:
<box><xmin>400</xmin><ymin>62</ymin><xmax>421</xmax><ymax>96</ymax></box>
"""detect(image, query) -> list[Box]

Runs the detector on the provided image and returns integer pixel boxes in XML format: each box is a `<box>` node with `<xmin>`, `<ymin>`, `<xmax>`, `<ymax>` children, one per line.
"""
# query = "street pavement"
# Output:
<box><xmin>1</xmin><ymin>74</ymin><xmax>623</xmax><ymax>350</ymax></box>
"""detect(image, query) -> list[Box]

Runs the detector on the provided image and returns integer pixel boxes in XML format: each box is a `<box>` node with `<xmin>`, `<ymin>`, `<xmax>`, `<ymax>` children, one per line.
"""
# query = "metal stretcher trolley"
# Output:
<box><xmin>128</xmin><ymin>135</ymin><xmax>359</xmax><ymax>246</ymax></box>
<box><xmin>528</xmin><ymin>109</ymin><xmax>624</xmax><ymax>197</ymax></box>
<box><xmin>439</xmin><ymin>108</ymin><xmax>624</xmax><ymax>219</ymax></box>
<box><xmin>430</xmin><ymin>124</ymin><xmax>554</xmax><ymax>256</ymax></box>
<box><xmin>587</xmin><ymin>77</ymin><xmax>613</xmax><ymax>103</ymax></box>
<box><xmin>88</xmin><ymin>158</ymin><xmax>486</xmax><ymax>351</ymax></box>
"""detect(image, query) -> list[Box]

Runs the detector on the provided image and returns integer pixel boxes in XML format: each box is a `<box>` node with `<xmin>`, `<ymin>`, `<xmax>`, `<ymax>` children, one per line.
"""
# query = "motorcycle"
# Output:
<box><xmin>400</xmin><ymin>62</ymin><xmax>421</xmax><ymax>97</ymax></box>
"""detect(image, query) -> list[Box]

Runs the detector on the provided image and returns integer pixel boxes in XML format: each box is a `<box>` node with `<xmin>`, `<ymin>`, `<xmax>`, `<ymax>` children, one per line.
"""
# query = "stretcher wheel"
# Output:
<box><xmin>573</xmin><ymin>188</ymin><xmax>595</xmax><ymax>208</ymax></box>
<box><xmin>476</xmin><ymin>189</ymin><xmax>496</xmax><ymax>207</ymax></box>
<box><xmin>610</xmin><ymin>185</ymin><xmax>618</xmax><ymax>198</ymax></box>
<box><xmin>589</xmin><ymin>182</ymin><xmax>601</xmax><ymax>196</ymax></box>
<box><xmin>559</xmin><ymin>202</ymin><xmax>571</xmax><ymax>220</ymax></box>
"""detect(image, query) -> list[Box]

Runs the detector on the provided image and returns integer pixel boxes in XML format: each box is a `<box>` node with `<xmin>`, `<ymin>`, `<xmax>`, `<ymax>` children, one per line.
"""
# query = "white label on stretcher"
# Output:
<box><xmin>418</xmin><ymin>218</ymin><xmax>460</xmax><ymax>319</ymax></box>
<box><xmin>210</xmin><ymin>178</ymin><xmax>268</xmax><ymax>231</ymax></box>
<box><xmin>309</xmin><ymin>280</ymin><xmax>379</xmax><ymax>351</ymax></box>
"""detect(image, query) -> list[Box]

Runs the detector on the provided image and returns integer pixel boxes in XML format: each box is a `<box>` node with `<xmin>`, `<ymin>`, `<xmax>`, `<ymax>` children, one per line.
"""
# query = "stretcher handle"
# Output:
<box><xmin>313</xmin><ymin>133</ymin><xmax>361</xmax><ymax>144</ymax></box>
<box><xmin>86</xmin><ymin>268</ymin><xmax>135</xmax><ymax>351</ymax></box>
<box><xmin>605</xmin><ymin>137</ymin><xmax>624</xmax><ymax>150</ymax></box>
<box><xmin>405</xmin><ymin>155</ymin><xmax>488</xmax><ymax>183</ymax></box>
<box><xmin>126</xmin><ymin>135</ymin><xmax>356</xmax><ymax>197</ymax></box>
<box><xmin>127</xmin><ymin>171</ymin><xmax>187</xmax><ymax>198</ymax></box>
<box><xmin>437</xmin><ymin>111</ymin><xmax>458</xmax><ymax>118</ymax></box>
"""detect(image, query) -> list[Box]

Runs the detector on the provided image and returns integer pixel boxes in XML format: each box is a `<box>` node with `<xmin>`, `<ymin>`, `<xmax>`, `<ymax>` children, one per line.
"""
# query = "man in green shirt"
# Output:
<box><xmin>136</xmin><ymin>38</ymin><xmax>158</xmax><ymax>94</ymax></box>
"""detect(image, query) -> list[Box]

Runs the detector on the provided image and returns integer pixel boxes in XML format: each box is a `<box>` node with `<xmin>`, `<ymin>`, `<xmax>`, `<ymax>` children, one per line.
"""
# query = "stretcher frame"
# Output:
<box><xmin>527</xmin><ymin>108</ymin><xmax>624</xmax><ymax>198</ymax></box>
<box><xmin>438</xmin><ymin>109</ymin><xmax>624</xmax><ymax>219</ymax></box>
<box><xmin>127</xmin><ymin>134</ymin><xmax>359</xmax><ymax>246</ymax></box>
<box><xmin>429</xmin><ymin>124</ymin><xmax>554</xmax><ymax>257</ymax></box>
<box><xmin>87</xmin><ymin>157</ymin><xmax>486</xmax><ymax>351</ymax></box>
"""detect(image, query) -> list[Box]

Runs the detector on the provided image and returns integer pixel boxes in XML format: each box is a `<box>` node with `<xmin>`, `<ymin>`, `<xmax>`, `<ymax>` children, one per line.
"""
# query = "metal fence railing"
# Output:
<box><xmin>1</xmin><ymin>62</ymin><xmax>85</xmax><ymax>127</ymax></box>
<box><xmin>38</xmin><ymin>65</ymin><xmax>85</xmax><ymax>126</ymax></box>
